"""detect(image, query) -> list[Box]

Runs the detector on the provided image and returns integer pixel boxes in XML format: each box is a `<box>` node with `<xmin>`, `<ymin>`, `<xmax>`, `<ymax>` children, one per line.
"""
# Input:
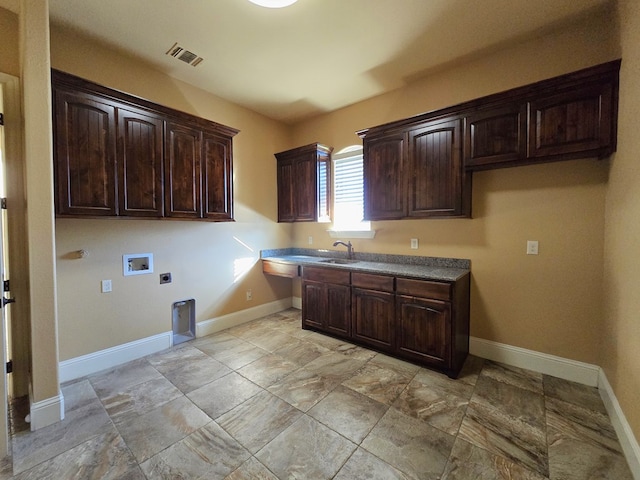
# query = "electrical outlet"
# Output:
<box><xmin>101</xmin><ymin>279</ymin><xmax>112</xmax><ymax>293</ymax></box>
<box><xmin>308</xmin><ymin>236</ymin><xmax>313</xmax><ymax>245</ymax></box>
<box><xmin>246</xmin><ymin>289</ymin><xmax>252</xmax><ymax>301</ymax></box>
<box><xmin>411</xmin><ymin>238</ymin><xmax>419</xmax><ymax>249</ymax></box>
<box><xmin>526</xmin><ymin>240</ymin><xmax>539</xmax><ymax>255</ymax></box>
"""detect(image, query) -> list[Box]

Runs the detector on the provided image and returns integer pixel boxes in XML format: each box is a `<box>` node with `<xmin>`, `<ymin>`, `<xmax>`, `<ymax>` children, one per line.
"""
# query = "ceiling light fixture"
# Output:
<box><xmin>248</xmin><ymin>0</ymin><xmax>298</xmax><ymax>8</ymax></box>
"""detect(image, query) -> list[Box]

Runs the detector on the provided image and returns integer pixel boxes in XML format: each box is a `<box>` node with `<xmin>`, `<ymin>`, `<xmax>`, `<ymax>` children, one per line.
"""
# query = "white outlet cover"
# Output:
<box><xmin>411</xmin><ymin>238</ymin><xmax>419</xmax><ymax>249</ymax></box>
<box><xmin>101</xmin><ymin>279</ymin><xmax>112</xmax><ymax>293</ymax></box>
<box><xmin>526</xmin><ymin>240</ymin><xmax>539</xmax><ymax>255</ymax></box>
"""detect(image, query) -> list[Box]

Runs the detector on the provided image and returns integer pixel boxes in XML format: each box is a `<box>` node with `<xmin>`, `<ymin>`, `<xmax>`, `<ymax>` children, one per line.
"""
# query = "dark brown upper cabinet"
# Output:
<box><xmin>363</xmin><ymin>132</ymin><xmax>405</xmax><ymax>220</ymax></box>
<box><xmin>52</xmin><ymin>69</ymin><xmax>238</xmax><ymax>221</ymax></box>
<box><xmin>361</xmin><ymin>119</ymin><xmax>470</xmax><ymax>220</ymax></box>
<box><xmin>275</xmin><ymin>143</ymin><xmax>332</xmax><ymax>223</ymax></box>
<box><xmin>54</xmin><ymin>89</ymin><xmax>118</xmax><ymax>217</ymax></box>
<box><xmin>407</xmin><ymin>118</ymin><xmax>469</xmax><ymax>218</ymax></box>
<box><xmin>117</xmin><ymin>106</ymin><xmax>164</xmax><ymax>217</ymax></box>
<box><xmin>465</xmin><ymin>60</ymin><xmax>619</xmax><ymax>170</ymax></box>
<box><xmin>464</xmin><ymin>104</ymin><xmax>527</xmax><ymax>169</ymax></box>
<box><xmin>528</xmin><ymin>82</ymin><xmax>614</xmax><ymax>160</ymax></box>
<box><xmin>165</xmin><ymin>122</ymin><xmax>202</xmax><ymax>219</ymax></box>
<box><xmin>359</xmin><ymin>61</ymin><xmax>620</xmax><ymax>207</ymax></box>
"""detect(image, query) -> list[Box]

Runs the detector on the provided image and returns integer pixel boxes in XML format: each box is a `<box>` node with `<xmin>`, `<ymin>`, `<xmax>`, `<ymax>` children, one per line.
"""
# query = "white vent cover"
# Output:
<box><xmin>166</xmin><ymin>43</ymin><xmax>204</xmax><ymax>67</ymax></box>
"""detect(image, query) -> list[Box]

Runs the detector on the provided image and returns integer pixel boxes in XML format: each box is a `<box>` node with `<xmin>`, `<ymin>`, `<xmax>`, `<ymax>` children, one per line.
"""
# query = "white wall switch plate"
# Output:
<box><xmin>246</xmin><ymin>289</ymin><xmax>252</xmax><ymax>301</ymax></box>
<box><xmin>308</xmin><ymin>236</ymin><xmax>313</xmax><ymax>245</ymax></box>
<box><xmin>411</xmin><ymin>238</ymin><xmax>419</xmax><ymax>249</ymax></box>
<box><xmin>526</xmin><ymin>240</ymin><xmax>539</xmax><ymax>255</ymax></box>
<box><xmin>101</xmin><ymin>279</ymin><xmax>112</xmax><ymax>293</ymax></box>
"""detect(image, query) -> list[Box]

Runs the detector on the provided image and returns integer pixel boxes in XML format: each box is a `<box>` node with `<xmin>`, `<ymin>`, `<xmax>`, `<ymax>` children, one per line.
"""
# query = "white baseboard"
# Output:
<box><xmin>469</xmin><ymin>336</ymin><xmax>600</xmax><ymax>387</ymax></box>
<box><xmin>59</xmin><ymin>332</ymin><xmax>172</xmax><ymax>384</ymax></box>
<box><xmin>292</xmin><ymin>296</ymin><xmax>302</xmax><ymax>309</ymax></box>
<box><xmin>197</xmin><ymin>298</ymin><xmax>293</xmax><ymax>337</ymax></box>
<box><xmin>598</xmin><ymin>370</ymin><xmax>640</xmax><ymax>479</ymax></box>
<box><xmin>58</xmin><ymin>299</ymin><xmax>294</xmax><ymax>384</ymax></box>
<box><xmin>30</xmin><ymin>391</ymin><xmax>64</xmax><ymax>431</ymax></box>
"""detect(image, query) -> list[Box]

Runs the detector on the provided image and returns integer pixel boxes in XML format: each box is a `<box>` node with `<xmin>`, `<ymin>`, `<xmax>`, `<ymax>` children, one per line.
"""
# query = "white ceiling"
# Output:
<box><xmin>5</xmin><ymin>0</ymin><xmax>612</xmax><ymax>123</ymax></box>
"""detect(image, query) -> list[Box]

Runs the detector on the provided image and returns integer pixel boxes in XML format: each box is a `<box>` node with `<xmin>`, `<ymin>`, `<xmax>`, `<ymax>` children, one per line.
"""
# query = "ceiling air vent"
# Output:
<box><xmin>166</xmin><ymin>43</ymin><xmax>204</xmax><ymax>67</ymax></box>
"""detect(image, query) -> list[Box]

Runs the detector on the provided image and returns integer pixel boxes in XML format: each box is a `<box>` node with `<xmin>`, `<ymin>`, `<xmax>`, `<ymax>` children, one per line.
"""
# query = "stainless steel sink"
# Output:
<box><xmin>318</xmin><ymin>258</ymin><xmax>359</xmax><ymax>264</ymax></box>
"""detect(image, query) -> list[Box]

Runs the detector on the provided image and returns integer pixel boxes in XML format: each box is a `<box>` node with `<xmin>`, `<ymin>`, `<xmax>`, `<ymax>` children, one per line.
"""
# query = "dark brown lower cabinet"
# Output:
<box><xmin>301</xmin><ymin>266</ymin><xmax>470</xmax><ymax>378</ymax></box>
<box><xmin>352</xmin><ymin>288</ymin><xmax>395</xmax><ymax>351</ymax></box>
<box><xmin>302</xmin><ymin>267</ymin><xmax>351</xmax><ymax>337</ymax></box>
<box><xmin>396</xmin><ymin>295</ymin><xmax>451</xmax><ymax>370</ymax></box>
<box><xmin>351</xmin><ymin>272</ymin><xmax>395</xmax><ymax>351</ymax></box>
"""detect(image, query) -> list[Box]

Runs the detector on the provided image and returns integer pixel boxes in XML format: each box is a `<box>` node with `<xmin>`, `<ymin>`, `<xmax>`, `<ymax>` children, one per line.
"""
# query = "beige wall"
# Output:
<box><xmin>50</xmin><ymin>27</ymin><xmax>294</xmax><ymax>360</ymax></box>
<box><xmin>603</xmin><ymin>0</ymin><xmax>640</xmax><ymax>445</ymax></box>
<box><xmin>0</xmin><ymin>7</ymin><xmax>18</xmax><ymax>76</ymax></box>
<box><xmin>291</xmin><ymin>9</ymin><xmax>619</xmax><ymax>365</ymax></box>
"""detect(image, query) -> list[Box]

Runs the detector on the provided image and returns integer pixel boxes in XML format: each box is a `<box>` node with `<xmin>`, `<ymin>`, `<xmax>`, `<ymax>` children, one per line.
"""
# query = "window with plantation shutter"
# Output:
<box><xmin>332</xmin><ymin>146</ymin><xmax>371</xmax><ymax>231</ymax></box>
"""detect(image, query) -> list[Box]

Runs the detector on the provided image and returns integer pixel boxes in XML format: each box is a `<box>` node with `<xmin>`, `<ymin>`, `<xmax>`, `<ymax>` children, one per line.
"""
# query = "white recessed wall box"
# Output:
<box><xmin>123</xmin><ymin>253</ymin><xmax>154</xmax><ymax>276</ymax></box>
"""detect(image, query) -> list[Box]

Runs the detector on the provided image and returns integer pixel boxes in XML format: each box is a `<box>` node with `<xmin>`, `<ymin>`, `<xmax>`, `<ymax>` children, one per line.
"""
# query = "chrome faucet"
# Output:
<box><xmin>333</xmin><ymin>240</ymin><xmax>354</xmax><ymax>260</ymax></box>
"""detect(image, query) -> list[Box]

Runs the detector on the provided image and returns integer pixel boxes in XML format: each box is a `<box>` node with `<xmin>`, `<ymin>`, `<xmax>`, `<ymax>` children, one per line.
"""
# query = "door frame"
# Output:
<box><xmin>0</xmin><ymin>71</ymin><xmax>28</xmax><ymax>457</ymax></box>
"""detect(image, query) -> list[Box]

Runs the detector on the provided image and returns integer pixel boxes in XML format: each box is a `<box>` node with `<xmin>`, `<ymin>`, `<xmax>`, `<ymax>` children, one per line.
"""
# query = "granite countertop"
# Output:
<box><xmin>261</xmin><ymin>248</ymin><xmax>470</xmax><ymax>282</ymax></box>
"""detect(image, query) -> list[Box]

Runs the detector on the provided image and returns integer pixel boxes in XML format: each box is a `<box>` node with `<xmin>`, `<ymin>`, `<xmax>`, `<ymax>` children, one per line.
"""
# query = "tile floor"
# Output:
<box><xmin>1</xmin><ymin>309</ymin><xmax>634</xmax><ymax>479</ymax></box>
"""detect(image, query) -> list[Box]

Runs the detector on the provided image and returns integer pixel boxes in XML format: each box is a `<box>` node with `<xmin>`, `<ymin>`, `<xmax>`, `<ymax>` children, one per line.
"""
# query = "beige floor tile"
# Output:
<box><xmin>543</xmin><ymin>375</ymin><xmax>607</xmax><ymax>414</ymax></box>
<box><xmin>361</xmin><ymin>407</ymin><xmax>455</xmax><ymax>480</ymax></box>
<box><xmin>216</xmin><ymin>390</ymin><xmax>302</xmax><ymax>454</ymax></box>
<box><xmin>334</xmin><ymin>447</ymin><xmax>413</xmax><ymax>480</ymax></box>
<box><xmin>147</xmin><ymin>346</ymin><xmax>232</xmax><ymax>393</ymax></box>
<box><xmin>441</xmin><ymin>437</ymin><xmax>547</xmax><ymax>480</ymax></box>
<box><xmin>12</xmin><ymin>401</ymin><xmax>113</xmax><ymax>474</ymax></box>
<box><xmin>140</xmin><ymin>422</ymin><xmax>250</xmax><ymax>479</ymax></box>
<box><xmin>89</xmin><ymin>358</ymin><xmax>162</xmax><ymax>399</ymax></box>
<box><xmin>268</xmin><ymin>368</ymin><xmax>341</xmax><ymax>412</ymax></box>
<box><xmin>101</xmin><ymin>376</ymin><xmax>182</xmax><ymax>423</ymax></box>
<box><xmin>393</xmin><ymin>375</ymin><xmax>470</xmax><ymax>436</ymax></box>
<box><xmin>308</xmin><ymin>385</ymin><xmax>388</xmax><ymax>444</ymax></box>
<box><xmin>12</xmin><ymin>429</ymin><xmax>142</xmax><ymax>480</ymax></box>
<box><xmin>225</xmin><ymin>456</ymin><xmax>279</xmax><ymax>480</ymax></box>
<box><xmin>237</xmin><ymin>353</ymin><xmax>300</xmax><ymax>388</ymax></box>
<box><xmin>343</xmin><ymin>362</ymin><xmax>414</xmax><ymax>405</ymax></box>
<box><xmin>187</xmin><ymin>371</ymin><xmax>262</xmax><ymax>419</ymax></box>
<box><xmin>458</xmin><ymin>400</ymin><xmax>548</xmax><ymax>477</ymax></box>
<box><xmin>5</xmin><ymin>310</ymin><xmax>635</xmax><ymax>479</ymax></box>
<box><xmin>256</xmin><ymin>415</ymin><xmax>357</xmax><ymax>479</ymax></box>
<box><xmin>114</xmin><ymin>395</ymin><xmax>211</xmax><ymax>463</ymax></box>
<box><xmin>273</xmin><ymin>338</ymin><xmax>331</xmax><ymax>367</ymax></box>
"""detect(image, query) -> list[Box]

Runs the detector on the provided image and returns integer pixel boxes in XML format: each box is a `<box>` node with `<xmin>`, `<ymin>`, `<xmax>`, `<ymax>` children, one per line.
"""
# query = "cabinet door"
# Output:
<box><xmin>352</xmin><ymin>288</ymin><xmax>394</xmax><ymax>351</ymax></box>
<box><xmin>528</xmin><ymin>83</ymin><xmax>613</xmax><ymax>159</ymax></box>
<box><xmin>302</xmin><ymin>280</ymin><xmax>325</xmax><ymax>331</ymax></box>
<box><xmin>165</xmin><ymin>122</ymin><xmax>202</xmax><ymax>218</ymax></box>
<box><xmin>54</xmin><ymin>89</ymin><xmax>117</xmax><ymax>216</ymax></box>
<box><xmin>363</xmin><ymin>132</ymin><xmax>405</xmax><ymax>220</ymax></box>
<box><xmin>293</xmin><ymin>152</ymin><xmax>317</xmax><ymax>221</ymax></box>
<box><xmin>277</xmin><ymin>158</ymin><xmax>295</xmax><ymax>222</ymax></box>
<box><xmin>408</xmin><ymin>119</ymin><xmax>468</xmax><ymax>218</ymax></box>
<box><xmin>202</xmin><ymin>131</ymin><xmax>234</xmax><ymax>221</ymax></box>
<box><xmin>396</xmin><ymin>295</ymin><xmax>451</xmax><ymax>369</ymax></box>
<box><xmin>326</xmin><ymin>283</ymin><xmax>351</xmax><ymax>337</ymax></box>
<box><xmin>464</xmin><ymin>104</ymin><xmax>527</xmax><ymax>169</ymax></box>
<box><xmin>117</xmin><ymin>107</ymin><xmax>164</xmax><ymax>217</ymax></box>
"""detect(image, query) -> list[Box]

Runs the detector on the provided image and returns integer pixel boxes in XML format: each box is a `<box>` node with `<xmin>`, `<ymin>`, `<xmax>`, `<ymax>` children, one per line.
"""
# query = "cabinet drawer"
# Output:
<box><xmin>352</xmin><ymin>272</ymin><xmax>394</xmax><ymax>292</ymax></box>
<box><xmin>302</xmin><ymin>266</ymin><xmax>350</xmax><ymax>285</ymax></box>
<box><xmin>262</xmin><ymin>261</ymin><xmax>299</xmax><ymax>278</ymax></box>
<box><xmin>396</xmin><ymin>278</ymin><xmax>451</xmax><ymax>301</ymax></box>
